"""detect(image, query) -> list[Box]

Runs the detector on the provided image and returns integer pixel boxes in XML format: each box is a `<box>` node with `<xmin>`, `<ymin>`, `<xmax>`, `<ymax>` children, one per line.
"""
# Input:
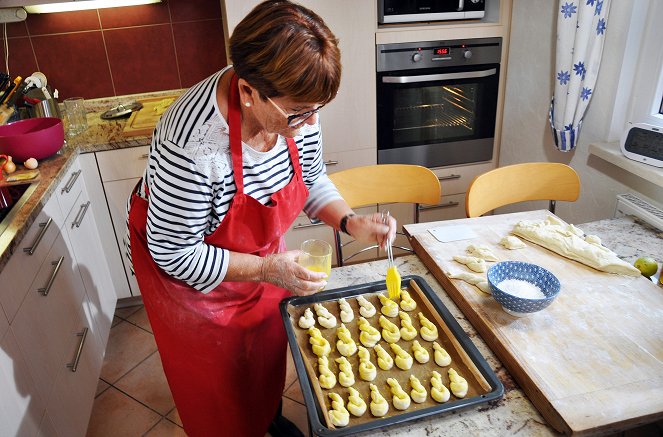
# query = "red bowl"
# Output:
<box><xmin>0</xmin><ymin>117</ymin><xmax>65</xmax><ymax>162</ymax></box>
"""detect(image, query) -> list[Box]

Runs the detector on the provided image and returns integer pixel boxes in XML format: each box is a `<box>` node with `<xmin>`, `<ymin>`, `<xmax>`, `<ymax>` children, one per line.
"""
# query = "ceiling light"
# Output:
<box><xmin>25</xmin><ymin>0</ymin><xmax>161</xmax><ymax>14</ymax></box>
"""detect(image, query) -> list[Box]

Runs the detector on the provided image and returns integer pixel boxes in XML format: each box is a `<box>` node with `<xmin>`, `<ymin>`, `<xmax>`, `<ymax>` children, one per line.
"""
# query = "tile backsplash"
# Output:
<box><xmin>2</xmin><ymin>0</ymin><xmax>227</xmax><ymax>99</ymax></box>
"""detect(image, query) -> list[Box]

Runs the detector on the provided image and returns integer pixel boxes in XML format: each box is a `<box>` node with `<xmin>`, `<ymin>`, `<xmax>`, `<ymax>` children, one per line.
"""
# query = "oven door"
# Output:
<box><xmin>377</xmin><ymin>64</ymin><xmax>499</xmax><ymax>168</ymax></box>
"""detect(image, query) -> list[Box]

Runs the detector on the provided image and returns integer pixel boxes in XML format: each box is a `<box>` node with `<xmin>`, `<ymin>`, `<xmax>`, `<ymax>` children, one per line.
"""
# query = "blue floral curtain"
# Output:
<box><xmin>549</xmin><ymin>0</ymin><xmax>611</xmax><ymax>151</ymax></box>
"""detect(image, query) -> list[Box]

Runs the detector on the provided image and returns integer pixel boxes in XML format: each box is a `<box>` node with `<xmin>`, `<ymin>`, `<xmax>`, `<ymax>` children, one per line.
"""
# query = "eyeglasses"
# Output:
<box><xmin>266</xmin><ymin>96</ymin><xmax>325</xmax><ymax>128</ymax></box>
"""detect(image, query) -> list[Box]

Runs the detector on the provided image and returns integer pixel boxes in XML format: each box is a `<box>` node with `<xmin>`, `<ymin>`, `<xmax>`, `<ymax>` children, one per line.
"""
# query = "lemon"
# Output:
<box><xmin>634</xmin><ymin>256</ymin><xmax>659</xmax><ymax>277</ymax></box>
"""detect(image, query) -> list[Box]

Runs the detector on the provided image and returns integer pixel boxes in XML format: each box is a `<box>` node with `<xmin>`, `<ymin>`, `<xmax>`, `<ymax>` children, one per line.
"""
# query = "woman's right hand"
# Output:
<box><xmin>261</xmin><ymin>251</ymin><xmax>327</xmax><ymax>296</ymax></box>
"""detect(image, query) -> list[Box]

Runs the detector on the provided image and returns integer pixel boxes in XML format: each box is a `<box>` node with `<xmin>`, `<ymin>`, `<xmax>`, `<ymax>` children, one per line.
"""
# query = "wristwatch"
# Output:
<box><xmin>339</xmin><ymin>213</ymin><xmax>356</xmax><ymax>235</ymax></box>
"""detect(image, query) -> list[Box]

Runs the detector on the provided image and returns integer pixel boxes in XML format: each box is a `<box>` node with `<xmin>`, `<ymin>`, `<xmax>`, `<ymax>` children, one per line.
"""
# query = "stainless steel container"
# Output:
<box><xmin>31</xmin><ymin>98</ymin><xmax>62</xmax><ymax>119</ymax></box>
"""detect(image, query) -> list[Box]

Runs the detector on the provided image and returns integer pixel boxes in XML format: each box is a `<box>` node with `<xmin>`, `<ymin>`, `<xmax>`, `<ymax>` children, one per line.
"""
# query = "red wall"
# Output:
<box><xmin>2</xmin><ymin>0</ymin><xmax>227</xmax><ymax>99</ymax></box>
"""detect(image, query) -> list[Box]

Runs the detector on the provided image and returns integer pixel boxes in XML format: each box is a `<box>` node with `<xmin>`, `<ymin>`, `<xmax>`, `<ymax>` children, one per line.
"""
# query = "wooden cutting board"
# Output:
<box><xmin>121</xmin><ymin>95</ymin><xmax>180</xmax><ymax>137</ymax></box>
<box><xmin>403</xmin><ymin>210</ymin><xmax>663</xmax><ymax>436</ymax></box>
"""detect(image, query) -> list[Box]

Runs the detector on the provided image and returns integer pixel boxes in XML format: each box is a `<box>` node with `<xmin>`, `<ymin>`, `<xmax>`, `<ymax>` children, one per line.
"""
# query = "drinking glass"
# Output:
<box><xmin>299</xmin><ymin>239</ymin><xmax>332</xmax><ymax>286</ymax></box>
<box><xmin>64</xmin><ymin>97</ymin><xmax>88</xmax><ymax>137</ymax></box>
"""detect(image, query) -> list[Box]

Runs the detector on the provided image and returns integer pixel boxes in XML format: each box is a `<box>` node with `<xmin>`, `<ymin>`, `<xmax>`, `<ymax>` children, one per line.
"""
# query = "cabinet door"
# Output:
<box><xmin>104</xmin><ymin>178</ymin><xmax>142</xmax><ymax>297</ymax></box>
<box><xmin>419</xmin><ymin>193</ymin><xmax>466</xmax><ymax>222</ymax></box>
<box><xmin>96</xmin><ymin>146</ymin><xmax>149</xmax><ymax>182</ymax></box>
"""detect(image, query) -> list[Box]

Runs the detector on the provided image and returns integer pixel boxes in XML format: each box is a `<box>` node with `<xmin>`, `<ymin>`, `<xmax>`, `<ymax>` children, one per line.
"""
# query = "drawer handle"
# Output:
<box><xmin>67</xmin><ymin>327</ymin><xmax>88</xmax><ymax>373</ymax></box>
<box><xmin>23</xmin><ymin>217</ymin><xmax>53</xmax><ymax>255</ymax></box>
<box><xmin>71</xmin><ymin>201</ymin><xmax>91</xmax><ymax>228</ymax></box>
<box><xmin>139</xmin><ymin>153</ymin><xmax>149</xmax><ymax>159</ymax></box>
<box><xmin>419</xmin><ymin>201</ymin><xmax>460</xmax><ymax>211</ymax></box>
<box><xmin>438</xmin><ymin>174</ymin><xmax>461</xmax><ymax>181</ymax></box>
<box><xmin>61</xmin><ymin>169</ymin><xmax>82</xmax><ymax>194</ymax></box>
<box><xmin>324</xmin><ymin>160</ymin><xmax>338</xmax><ymax>166</ymax></box>
<box><xmin>38</xmin><ymin>256</ymin><xmax>65</xmax><ymax>296</ymax></box>
<box><xmin>293</xmin><ymin>221</ymin><xmax>325</xmax><ymax>230</ymax></box>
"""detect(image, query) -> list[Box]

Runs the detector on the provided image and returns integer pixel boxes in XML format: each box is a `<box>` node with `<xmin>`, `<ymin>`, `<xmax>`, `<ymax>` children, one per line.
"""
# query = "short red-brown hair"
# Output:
<box><xmin>229</xmin><ymin>0</ymin><xmax>341</xmax><ymax>105</ymax></box>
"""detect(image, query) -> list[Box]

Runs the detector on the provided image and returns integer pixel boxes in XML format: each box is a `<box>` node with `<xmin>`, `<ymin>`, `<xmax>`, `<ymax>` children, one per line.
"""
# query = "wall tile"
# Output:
<box><xmin>99</xmin><ymin>3</ymin><xmax>171</xmax><ymax>29</ymax></box>
<box><xmin>104</xmin><ymin>24</ymin><xmax>180</xmax><ymax>95</ymax></box>
<box><xmin>172</xmin><ymin>20</ymin><xmax>227</xmax><ymax>88</ymax></box>
<box><xmin>26</xmin><ymin>10</ymin><xmax>100</xmax><ymax>35</ymax></box>
<box><xmin>31</xmin><ymin>32</ymin><xmax>114</xmax><ymax>99</ymax></box>
<box><xmin>5</xmin><ymin>21</ymin><xmax>28</xmax><ymax>38</ymax></box>
<box><xmin>3</xmin><ymin>37</ymin><xmax>38</xmax><ymax>79</ymax></box>
<box><xmin>169</xmin><ymin>0</ymin><xmax>221</xmax><ymax>22</ymax></box>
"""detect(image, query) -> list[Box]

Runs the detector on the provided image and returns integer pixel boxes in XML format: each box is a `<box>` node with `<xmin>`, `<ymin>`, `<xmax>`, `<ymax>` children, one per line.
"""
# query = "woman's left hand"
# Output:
<box><xmin>345</xmin><ymin>212</ymin><xmax>396</xmax><ymax>249</ymax></box>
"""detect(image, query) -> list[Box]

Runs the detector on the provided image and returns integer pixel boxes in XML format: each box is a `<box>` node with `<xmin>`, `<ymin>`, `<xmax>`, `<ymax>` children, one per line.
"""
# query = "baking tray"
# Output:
<box><xmin>279</xmin><ymin>275</ymin><xmax>504</xmax><ymax>436</ymax></box>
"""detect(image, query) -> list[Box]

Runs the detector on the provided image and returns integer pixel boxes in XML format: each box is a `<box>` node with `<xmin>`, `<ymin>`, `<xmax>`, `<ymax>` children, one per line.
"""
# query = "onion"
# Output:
<box><xmin>24</xmin><ymin>158</ymin><xmax>39</xmax><ymax>170</ymax></box>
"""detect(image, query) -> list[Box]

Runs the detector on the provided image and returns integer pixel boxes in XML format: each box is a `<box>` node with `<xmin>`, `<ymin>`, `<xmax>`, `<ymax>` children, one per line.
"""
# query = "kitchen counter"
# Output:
<box><xmin>324</xmin><ymin>214</ymin><xmax>662</xmax><ymax>436</ymax></box>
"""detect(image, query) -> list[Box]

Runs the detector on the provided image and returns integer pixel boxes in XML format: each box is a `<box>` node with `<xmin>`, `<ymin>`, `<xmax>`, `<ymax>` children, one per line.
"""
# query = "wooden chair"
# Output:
<box><xmin>328</xmin><ymin>164</ymin><xmax>441</xmax><ymax>266</ymax></box>
<box><xmin>465</xmin><ymin>162</ymin><xmax>580</xmax><ymax>218</ymax></box>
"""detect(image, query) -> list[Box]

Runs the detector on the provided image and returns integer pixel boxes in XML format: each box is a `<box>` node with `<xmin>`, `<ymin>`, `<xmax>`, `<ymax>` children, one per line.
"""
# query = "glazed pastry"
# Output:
<box><xmin>317</xmin><ymin>356</ymin><xmax>337</xmax><ymax>389</ymax></box>
<box><xmin>378</xmin><ymin>294</ymin><xmax>399</xmax><ymax>317</ymax></box>
<box><xmin>314</xmin><ymin>303</ymin><xmax>337</xmax><ymax>329</ymax></box>
<box><xmin>500</xmin><ymin>235</ymin><xmax>526</xmax><ymax>250</ymax></box>
<box><xmin>432</xmin><ymin>341</ymin><xmax>452</xmax><ymax>366</ymax></box>
<box><xmin>389</xmin><ymin>343</ymin><xmax>413</xmax><ymax>370</ymax></box>
<box><xmin>430</xmin><ymin>370</ymin><xmax>450</xmax><ymax>403</ymax></box>
<box><xmin>358</xmin><ymin>317</ymin><xmax>381</xmax><ymax>347</ymax></box>
<box><xmin>411</xmin><ymin>340</ymin><xmax>430</xmax><ymax>364</ymax></box>
<box><xmin>336</xmin><ymin>323</ymin><xmax>357</xmax><ymax>357</ymax></box>
<box><xmin>448</xmin><ymin>368</ymin><xmax>468</xmax><ymax>398</ymax></box>
<box><xmin>466</xmin><ymin>244</ymin><xmax>499</xmax><ymax>262</ymax></box>
<box><xmin>417</xmin><ymin>312</ymin><xmax>439</xmax><ymax>341</ymax></box>
<box><xmin>338</xmin><ymin>298</ymin><xmax>355</xmax><ymax>323</ymax></box>
<box><xmin>399</xmin><ymin>311</ymin><xmax>418</xmax><ymax>341</ymax></box>
<box><xmin>357</xmin><ymin>295</ymin><xmax>377</xmax><ymax>318</ymax></box>
<box><xmin>298</xmin><ymin>307</ymin><xmax>315</xmax><ymax>329</ymax></box>
<box><xmin>373</xmin><ymin>344</ymin><xmax>394</xmax><ymax>371</ymax></box>
<box><xmin>369</xmin><ymin>384</ymin><xmax>389</xmax><ymax>417</ymax></box>
<box><xmin>445</xmin><ymin>270</ymin><xmax>491</xmax><ymax>295</ymax></box>
<box><xmin>336</xmin><ymin>356</ymin><xmax>355</xmax><ymax>388</ymax></box>
<box><xmin>328</xmin><ymin>392</ymin><xmax>350</xmax><ymax>427</ymax></box>
<box><xmin>308</xmin><ymin>327</ymin><xmax>331</xmax><ymax>357</ymax></box>
<box><xmin>347</xmin><ymin>387</ymin><xmax>367</xmax><ymax>417</ymax></box>
<box><xmin>357</xmin><ymin>346</ymin><xmax>377</xmax><ymax>381</ymax></box>
<box><xmin>398</xmin><ymin>289</ymin><xmax>417</xmax><ymax>311</ymax></box>
<box><xmin>387</xmin><ymin>377</ymin><xmax>411</xmax><ymax>410</ymax></box>
<box><xmin>379</xmin><ymin>315</ymin><xmax>401</xmax><ymax>344</ymax></box>
<box><xmin>409</xmin><ymin>375</ymin><xmax>427</xmax><ymax>403</ymax></box>
<box><xmin>452</xmin><ymin>255</ymin><xmax>487</xmax><ymax>273</ymax></box>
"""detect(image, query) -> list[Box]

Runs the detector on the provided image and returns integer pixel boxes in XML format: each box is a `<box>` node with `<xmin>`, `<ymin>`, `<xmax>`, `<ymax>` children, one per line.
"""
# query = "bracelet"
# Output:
<box><xmin>339</xmin><ymin>213</ymin><xmax>355</xmax><ymax>236</ymax></box>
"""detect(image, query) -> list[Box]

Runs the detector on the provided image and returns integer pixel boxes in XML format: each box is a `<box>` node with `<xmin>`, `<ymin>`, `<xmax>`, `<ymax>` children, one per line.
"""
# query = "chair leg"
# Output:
<box><xmin>333</xmin><ymin>229</ymin><xmax>344</xmax><ymax>267</ymax></box>
<box><xmin>549</xmin><ymin>200</ymin><xmax>556</xmax><ymax>214</ymax></box>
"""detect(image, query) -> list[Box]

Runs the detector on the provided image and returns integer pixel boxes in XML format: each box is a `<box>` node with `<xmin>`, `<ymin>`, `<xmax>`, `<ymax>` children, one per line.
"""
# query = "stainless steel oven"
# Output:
<box><xmin>376</xmin><ymin>37</ymin><xmax>501</xmax><ymax>168</ymax></box>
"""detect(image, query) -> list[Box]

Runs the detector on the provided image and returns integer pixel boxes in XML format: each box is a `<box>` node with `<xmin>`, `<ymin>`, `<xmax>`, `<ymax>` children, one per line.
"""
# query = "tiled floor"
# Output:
<box><xmin>86</xmin><ymin>304</ymin><xmax>310</xmax><ymax>437</ymax></box>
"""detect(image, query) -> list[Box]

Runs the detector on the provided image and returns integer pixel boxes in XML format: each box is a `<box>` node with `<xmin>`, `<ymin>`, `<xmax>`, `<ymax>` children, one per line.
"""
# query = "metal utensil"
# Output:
<box><xmin>383</xmin><ymin>210</ymin><xmax>401</xmax><ymax>299</ymax></box>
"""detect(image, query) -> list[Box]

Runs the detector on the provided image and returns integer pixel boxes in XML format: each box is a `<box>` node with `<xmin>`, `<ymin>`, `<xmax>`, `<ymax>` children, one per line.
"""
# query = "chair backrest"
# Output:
<box><xmin>465</xmin><ymin>162</ymin><xmax>580</xmax><ymax>218</ymax></box>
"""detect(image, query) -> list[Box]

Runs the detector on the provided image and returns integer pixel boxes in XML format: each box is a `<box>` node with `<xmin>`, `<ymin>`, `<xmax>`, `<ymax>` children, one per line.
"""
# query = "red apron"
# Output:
<box><xmin>128</xmin><ymin>73</ymin><xmax>308</xmax><ymax>437</ymax></box>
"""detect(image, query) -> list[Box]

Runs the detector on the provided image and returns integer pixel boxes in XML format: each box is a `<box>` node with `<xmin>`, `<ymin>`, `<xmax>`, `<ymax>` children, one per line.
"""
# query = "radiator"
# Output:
<box><xmin>614</xmin><ymin>193</ymin><xmax>663</xmax><ymax>231</ymax></box>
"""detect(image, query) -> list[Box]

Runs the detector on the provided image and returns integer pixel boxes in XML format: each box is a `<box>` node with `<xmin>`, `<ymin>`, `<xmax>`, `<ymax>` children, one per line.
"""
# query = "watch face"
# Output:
<box><xmin>625</xmin><ymin>127</ymin><xmax>663</xmax><ymax>161</ymax></box>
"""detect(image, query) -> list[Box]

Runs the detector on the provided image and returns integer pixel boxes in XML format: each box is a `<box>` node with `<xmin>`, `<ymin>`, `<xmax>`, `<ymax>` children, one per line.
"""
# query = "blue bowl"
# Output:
<box><xmin>487</xmin><ymin>261</ymin><xmax>561</xmax><ymax>316</ymax></box>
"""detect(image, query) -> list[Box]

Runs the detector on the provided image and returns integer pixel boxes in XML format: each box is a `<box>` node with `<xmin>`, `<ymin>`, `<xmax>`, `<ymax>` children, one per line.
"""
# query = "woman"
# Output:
<box><xmin>126</xmin><ymin>1</ymin><xmax>395</xmax><ymax>436</ymax></box>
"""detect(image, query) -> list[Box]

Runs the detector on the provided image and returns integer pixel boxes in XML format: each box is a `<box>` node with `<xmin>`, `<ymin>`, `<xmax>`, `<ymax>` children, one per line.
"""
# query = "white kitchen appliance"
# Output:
<box><xmin>620</xmin><ymin>122</ymin><xmax>663</xmax><ymax>168</ymax></box>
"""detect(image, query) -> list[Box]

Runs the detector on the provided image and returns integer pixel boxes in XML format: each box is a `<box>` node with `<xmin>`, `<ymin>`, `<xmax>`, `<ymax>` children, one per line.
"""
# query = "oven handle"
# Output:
<box><xmin>382</xmin><ymin>68</ymin><xmax>497</xmax><ymax>84</ymax></box>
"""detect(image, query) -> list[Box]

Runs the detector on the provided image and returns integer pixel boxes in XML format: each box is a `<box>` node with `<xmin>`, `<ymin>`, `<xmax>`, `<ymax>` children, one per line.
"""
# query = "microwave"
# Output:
<box><xmin>378</xmin><ymin>0</ymin><xmax>486</xmax><ymax>24</ymax></box>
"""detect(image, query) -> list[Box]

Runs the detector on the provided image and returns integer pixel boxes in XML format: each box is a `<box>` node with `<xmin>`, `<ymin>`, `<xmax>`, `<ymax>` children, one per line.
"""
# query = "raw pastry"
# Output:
<box><xmin>308</xmin><ymin>327</ymin><xmax>331</xmax><ymax>357</ymax></box>
<box><xmin>445</xmin><ymin>270</ymin><xmax>491</xmax><ymax>294</ymax></box>
<box><xmin>347</xmin><ymin>387</ymin><xmax>367</xmax><ymax>417</ymax></box>
<box><xmin>378</xmin><ymin>294</ymin><xmax>399</xmax><ymax>317</ymax></box>
<box><xmin>358</xmin><ymin>317</ymin><xmax>381</xmax><ymax>347</ymax></box>
<box><xmin>314</xmin><ymin>303</ymin><xmax>337</xmax><ymax>329</ymax></box>
<box><xmin>389</xmin><ymin>343</ymin><xmax>413</xmax><ymax>370</ymax></box>
<box><xmin>328</xmin><ymin>393</ymin><xmax>350</xmax><ymax>427</ymax></box>
<box><xmin>373</xmin><ymin>344</ymin><xmax>394</xmax><ymax>371</ymax></box>
<box><xmin>357</xmin><ymin>295</ymin><xmax>377</xmax><ymax>318</ymax></box>
<box><xmin>448</xmin><ymin>368</ymin><xmax>468</xmax><ymax>398</ymax></box>
<box><xmin>387</xmin><ymin>377</ymin><xmax>411</xmax><ymax>410</ymax></box>
<box><xmin>432</xmin><ymin>341</ymin><xmax>452</xmax><ymax>367</ymax></box>
<box><xmin>379</xmin><ymin>315</ymin><xmax>401</xmax><ymax>343</ymax></box>
<box><xmin>466</xmin><ymin>244</ymin><xmax>499</xmax><ymax>262</ymax></box>
<box><xmin>335</xmin><ymin>357</ymin><xmax>355</xmax><ymax>388</ymax></box>
<box><xmin>399</xmin><ymin>311</ymin><xmax>418</xmax><ymax>341</ymax></box>
<box><xmin>338</xmin><ymin>298</ymin><xmax>355</xmax><ymax>323</ymax></box>
<box><xmin>399</xmin><ymin>289</ymin><xmax>417</xmax><ymax>311</ymax></box>
<box><xmin>430</xmin><ymin>370</ymin><xmax>450</xmax><ymax>403</ymax></box>
<box><xmin>317</xmin><ymin>356</ymin><xmax>336</xmax><ymax>389</ymax></box>
<box><xmin>411</xmin><ymin>340</ymin><xmax>430</xmax><ymax>364</ymax></box>
<box><xmin>500</xmin><ymin>235</ymin><xmax>526</xmax><ymax>250</ymax></box>
<box><xmin>336</xmin><ymin>324</ymin><xmax>357</xmax><ymax>357</ymax></box>
<box><xmin>369</xmin><ymin>383</ymin><xmax>389</xmax><ymax>417</ymax></box>
<box><xmin>452</xmin><ymin>255</ymin><xmax>487</xmax><ymax>273</ymax></box>
<box><xmin>512</xmin><ymin>215</ymin><xmax>640</xmax><ymax>276</ymax></box>
<box><xmin>357</xmin><ymin>346</ymin><xmax>377</xmax><ymax>381</ymax></box>
<box><xmin>418</xmin><ymin>312</ymin><xmax>439</xmax><ymax>341</ymax></box>
<box><xmin>409</xmin><ymin>375</ymin><xmax>427</xmax><ymax>403</ymax></box>
<box><xmin>298</xmin><ymin>307</ymin><xmax>315</xmax><ymax>329</ymax></box>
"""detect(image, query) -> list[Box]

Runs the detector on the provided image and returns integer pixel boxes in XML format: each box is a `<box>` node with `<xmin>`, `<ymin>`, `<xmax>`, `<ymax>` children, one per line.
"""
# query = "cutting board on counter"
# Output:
<box><xmin>404</xmin><ymin>210</ymin><xmax>663</xmax><ymax>436</ymax></box>
<box><xmin>121</xmin><ymin>95</ymin><xmax>179</xmax><ymax>137</ymax></box>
